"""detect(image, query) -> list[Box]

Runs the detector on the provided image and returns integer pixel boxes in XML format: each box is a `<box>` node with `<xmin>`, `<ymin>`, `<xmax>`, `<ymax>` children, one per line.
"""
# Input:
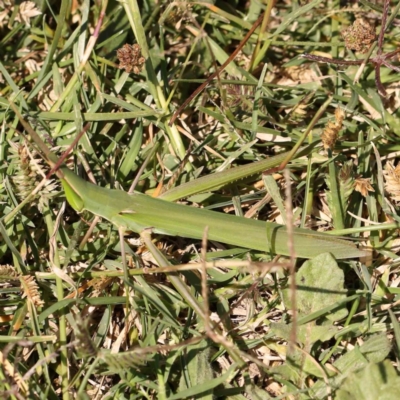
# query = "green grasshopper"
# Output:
<box><xmin>10</xmin><ymin>103</ymin><xmax>365</xmax><ymax>260</ymax></box>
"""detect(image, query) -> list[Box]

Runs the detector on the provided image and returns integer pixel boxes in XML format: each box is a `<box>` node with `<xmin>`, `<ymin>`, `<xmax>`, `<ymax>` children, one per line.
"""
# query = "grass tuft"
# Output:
<box><xmin>2</xmin><ymin>0</ymin><xmax>400</xmax><ymax>398</ymax></box>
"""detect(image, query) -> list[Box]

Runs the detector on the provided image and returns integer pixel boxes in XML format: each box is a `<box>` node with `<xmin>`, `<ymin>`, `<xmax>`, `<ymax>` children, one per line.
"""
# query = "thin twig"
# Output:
<box><xmin>301</xmin><ymin>54</ymin><xmax>364</xmax><ymax>66</ymax></box>
<box><xmin>128</xmin><ymin>142</ymin><xmax>159</xmax><ymax>194</ymax></box>
<box><xmin>200</xmin><ymin>228</ymin><xmax>236</xmax><ymax>350</ymax></box>
<box><xmin>169</xmin><ymin>12</ymin><xmax>265</xmax><ymax>126</ymax></box>
<box><xmin>377</xmin><ymin>0</ymin><xmax>390</xmax><ymax>55</ymax></box>
<box><xmin>46</xmin><ymin>123</ymin><xmax>90</xmax><ymax>179</ymax></box>
<box><xmin>284</xmin><ymin>169</ymin><xmax>297</xmax><ymax>352</ymax></box>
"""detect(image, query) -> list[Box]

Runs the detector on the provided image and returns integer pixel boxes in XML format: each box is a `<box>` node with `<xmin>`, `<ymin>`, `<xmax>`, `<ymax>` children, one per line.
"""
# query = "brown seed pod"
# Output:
<box><xmin>384</xmin><ymin>162</ymin><xmax>400</xmax><ymax>202</ymax></box>
<box><xmin>341</xmin><ymin>19</ymin><xmax>376</xmax><ymax>54</ymax></box>
<box><xmin>321</xmin><ymin>107</ymin><xmax>345</xmax><ymax>150</ymax></box>
<box><xmin>117</xmin><ymin>44</ymin><xmax>146</xmax><ymax>74</ymax></box>
<box><xmin>20</xmin><ymin>275</ymin><xmax>44</xmax><ymax>307</ymax></box>
<box><xmin>354</xmin><ymin>177</ymin><xmax>375</xmax><ymax>197</ymax></box>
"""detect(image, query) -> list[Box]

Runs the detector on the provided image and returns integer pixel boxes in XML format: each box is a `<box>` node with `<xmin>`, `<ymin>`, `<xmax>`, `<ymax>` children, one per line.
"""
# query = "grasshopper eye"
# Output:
<box><xmin>62</xmin><ymin>179</ymin><xmax>84</xmax><ymax>212</ymax></box>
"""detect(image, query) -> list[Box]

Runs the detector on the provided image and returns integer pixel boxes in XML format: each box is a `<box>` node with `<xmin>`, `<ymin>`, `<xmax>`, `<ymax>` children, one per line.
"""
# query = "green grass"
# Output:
<box><xmin>1</xmin><ymin>0</ymin><xmax>400</xmax><ymax>398</ymax></box>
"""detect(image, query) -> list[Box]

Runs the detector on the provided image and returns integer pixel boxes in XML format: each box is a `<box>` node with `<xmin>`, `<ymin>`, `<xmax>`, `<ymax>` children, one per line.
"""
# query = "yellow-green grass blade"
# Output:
<box><xmin>159</xmin><ymin>146</ymin><xmax>314</xmax><ymax>201</ymax></box>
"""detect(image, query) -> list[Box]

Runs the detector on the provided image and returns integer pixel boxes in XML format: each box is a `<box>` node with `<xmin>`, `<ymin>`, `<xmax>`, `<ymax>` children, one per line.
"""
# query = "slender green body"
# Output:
<box><xmin>61</xmin><ymin>167</ymin><xmax>365</xmax><ymax>260</ymax></box>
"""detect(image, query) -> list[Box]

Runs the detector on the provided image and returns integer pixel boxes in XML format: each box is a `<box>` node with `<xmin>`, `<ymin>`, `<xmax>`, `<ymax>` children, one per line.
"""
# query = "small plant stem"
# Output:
<box><xmin>327</xmin><ymin>221</ymin><xmax>400</xmax><ymax>235</ymax></box>
<box><xmin>284</xmin><ymin>169</ymin><xmax>297</xmax><ymax>353</ymax></box>
<box><xmin>123</xmin><ymin>0</ymin><xmax>186</xmax><ymax>160</ymax></box>
<box><xmin>327</xmin><ymin>148</ymin><xmax>345</xmax><ymax>229</ymax></box>
<box><xmin>169</xmin><ymin>12</ymin><xmax>265</xmax><ymax>125</ymax></box>
<box><xmin>79</xmin><ymin>215</ymin><xmax>100</xmax><ymax>250</ymax></box>
<box><xmin>50</xmin><ymin>0</ymin><xmax>108</xmax><ymax>112</ymax></box>
<box><xmin>249</xmin><ymin>0</ymin><xmax>275</xmax><ymax>71</ymax></box>
<box><xmin>140</xmin><ymin>230</ymin><xmax>245</xmax><ymax>366</ymax></box>
<box><xmin>77</xmin><ymin>358</ymin><xmax>100</xmax><ymax>397</ymax></box>
<box><xmin>44</xmin><ymin>205</ymin><xmax>69</xmax><ymax>400</ymax></box>
<box><xmin>378</xmin><ymin>0</ymin><xmax>390</xmax><ymax>56</ymax></box>
<box><xmin>300</xmin><ymin>151</ymin><xmax>315</xmax><ymax>228</ymax></box>
<box><xmin>128</xmin><ymin>142</ymin><xmax>159</xmax><ymax>193</ymax></box>
<box><xmin>265</xmin><ymin>96</ymin><xmax>333</xmax><ymax>174</ymax></box>
<box><xmin>140</xmin><ymin>230</ymin><xmax>206</xmax><ymax>319</ymax></box>
<box><xmin>301</xmin><ymin>53</ymin><xmax>363</xmax><ymax>65</ymax></box>
<box><xmin>45</xmin><ymin>123</ymin><xmax>90</xmax><ymax>179</ymax></box>
<box><xmin>156</xmin><ymin>356</ymin><xmax>167</xmax><ymax>400</ymax></box>
<box><xmin>331</xmin><ymin>0</ymin><xmax>341</xmax><ymax>96</ymax></box>
<box><xmin>118</xmin><ymin>227</ymin><xmax>132</xmax><ymax>321</ymax></box>
<box><xmin>353</xmin><ymin>42</ymin><xmax>376</xmax><ymax>84</ymax></box>
<box><xmin>164</xmin><ymin>15</ymin><xmax>206</xmax><ymax>109</ymax></box>
<box><xmin>32</xmin><ymin>0</ymin><xmax>69</xmax><ymax>92</ymax></box>
<box><xmin>321</xmin><ymin>296</ymin><xmax>360</xmax><ymax>364</ymax></box>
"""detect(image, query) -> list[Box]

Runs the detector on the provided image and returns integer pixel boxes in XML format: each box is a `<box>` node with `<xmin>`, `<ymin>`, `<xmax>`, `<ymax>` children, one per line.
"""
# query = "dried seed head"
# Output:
<box><xmin>321</xmin><ymin>121</ymin><xmax>338</xmax><ymax>149</ymax></box>
<box><xmin>334</xmin><ymin>107</ymin><xmax>345</xmax><ymax>126</ymax></box>
<box><xmin>321</xmin><ymin>107</ymin><xmax>345</xmax><ymax>150</ymax></box>
<box><xmin>341</xmin><ymin>19</ymin><xmax>376</xmax><ymax>54</ymax></box>
<box><xmin>384</xmin><ymin>162</ymin><xmax>400</xmax><ymax>202</ymax></box>
<box><xmin>354</xmin><ymin>177</ymin><xmax>375</xmax><ymax>197</ymax></box>
<box><xmin>163</xmin><ymin>0</ymin><xmax>192</xmax><ymax>28</ymax></box>
<box><xmin>0</xmin><ymin>265</ymin><xmax>19</xmax><ymax>281</ymax></box>
<box><xmin>339</xmin><ymin>161</ymin><xmax>353</xmax><ymax>182</ymax></box>
<box><xmin>0</xmin><ymin>6</ymin><xmax>11</xmax><ymax>30</ymax></box>
<box><xmin>338</xmin><ymin>161</ymin><xmax>355</xmax><ymax>198</ymax></box>
<box><xmin>117</xmin><ymin>44</ymin><xmax>146</xmax><ymax>74</ymax></box>
<box><xmin>8</xmin><ymin>141</ymin><xmax>58</xmax><ymax>210</ymax></box>
<box><xmin>15</xmin><ymin>1</ymin><xmax>42</xmax><ymax>27</ymax></box>
<box><xmin>20</xmin><ymin>275</ymin><xmax>44</xmax><ymax>307</ymax></box>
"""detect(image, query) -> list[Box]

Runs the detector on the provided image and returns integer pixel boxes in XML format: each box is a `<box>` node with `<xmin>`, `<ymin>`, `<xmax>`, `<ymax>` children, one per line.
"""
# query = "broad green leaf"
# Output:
<box><xmin>284</xmin><ymin>253</ymin><xmax>348</xmax><ymax>322</ymax></box>
<box><xmin>334</xmin><ymin>334</ymin><xmax>391</xmax><ymax>372</ymax></box>
<box><xmin>309</xmin><ymin>335</ymin><xmax>391</xmax><ymax>399</ymax></box>
<box><xmin>245</xmin><ymin>383</ymin><xmax>272</xmax><ymax>399</ymax></box>
<box><xmin>336</xmin><ymin>360</ymin><xmax>400</xmax><ymax>400</ymax></box>
<box><xmin>273</xmin><ymin>253</ymin><xmax>347</xmax><ymax>350</ymax></box>
<box><xmin>170</xmin><ymin>363</ymin><xmax>238</xmax><ymax>400</ymax></box>
<box><xmin>271</xmin><ymin>322</ymin><xmax>338</xmax><ymax>345</ymax></box>
<box><xmin>178</xmin><ymin>340</ymin><xmax>214</xmax><ymax>399</ymax></box>
<box><xmin>272</xmin><ymin>348</ymin><xmax>326</xmax><ymax>382</ymax></box>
